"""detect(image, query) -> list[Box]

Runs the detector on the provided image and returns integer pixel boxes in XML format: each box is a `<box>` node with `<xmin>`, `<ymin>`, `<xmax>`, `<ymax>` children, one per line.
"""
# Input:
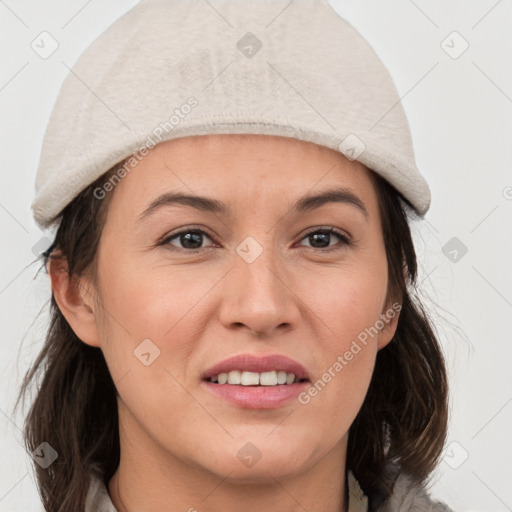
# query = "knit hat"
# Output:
<box><xmin>31</xmin><ymin>0</ymin><xmax>430</xmax><ymax>230</ymax></box>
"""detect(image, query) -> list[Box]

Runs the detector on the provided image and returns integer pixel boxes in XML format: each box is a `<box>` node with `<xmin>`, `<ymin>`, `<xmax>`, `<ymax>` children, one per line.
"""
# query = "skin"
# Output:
<box><xmin>50</xmin><ymin>134</ymin><xmax>400</xmax><ymax>512</ymax></box>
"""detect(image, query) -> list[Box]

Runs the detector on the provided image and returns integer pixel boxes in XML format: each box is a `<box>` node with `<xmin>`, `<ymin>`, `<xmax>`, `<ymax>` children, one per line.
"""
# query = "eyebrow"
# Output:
<box><xmin>138</xmin><ymin>187</ymin><xmax>369</xmax><ymax>222</ymax></box>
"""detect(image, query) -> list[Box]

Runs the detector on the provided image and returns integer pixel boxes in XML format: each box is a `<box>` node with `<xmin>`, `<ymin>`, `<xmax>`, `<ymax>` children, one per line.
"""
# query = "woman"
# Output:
<box><xmin>16</xmin><ymin>0</ymin><xmax>454</xmax><ymax>510</ymax></box>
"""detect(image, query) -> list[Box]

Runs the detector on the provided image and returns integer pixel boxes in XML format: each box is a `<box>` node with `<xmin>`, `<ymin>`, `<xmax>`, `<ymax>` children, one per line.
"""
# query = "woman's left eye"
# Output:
<box><xmin>297</xmin><ymin>228</ymin><xmax>351</xmax><ymax>250</ymax></box>
<box><xmin>161</xmin><ymin>227</ymin><xmax>350</xmax><ymax>252</ymax></box>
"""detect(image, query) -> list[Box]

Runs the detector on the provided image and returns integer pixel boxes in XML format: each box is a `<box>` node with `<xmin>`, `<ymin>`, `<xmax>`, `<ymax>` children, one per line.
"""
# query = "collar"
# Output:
<box><xmin>347</xmin><ymin>469</ymin><xmax>369</xmax><ymax>511</ymax></box>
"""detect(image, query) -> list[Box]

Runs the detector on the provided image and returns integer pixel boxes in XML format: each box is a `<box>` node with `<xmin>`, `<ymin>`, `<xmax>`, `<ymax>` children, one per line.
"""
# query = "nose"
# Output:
<box><xmin>217</xmin><ymin>246</ymin><xmax>300</xmax><ymax>338</ymax></box>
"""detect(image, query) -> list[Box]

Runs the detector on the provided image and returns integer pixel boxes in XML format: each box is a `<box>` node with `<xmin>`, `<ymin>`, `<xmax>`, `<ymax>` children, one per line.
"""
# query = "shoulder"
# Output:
<box><xmin>374</xmin><ymin>471</ymin><xmax>454</xmax><ymax>512</ymax></box>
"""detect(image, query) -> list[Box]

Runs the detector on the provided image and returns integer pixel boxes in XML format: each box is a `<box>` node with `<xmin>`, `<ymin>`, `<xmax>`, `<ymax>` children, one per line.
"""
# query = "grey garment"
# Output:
<box><xmin>32</xmin><ymin>0</ymin><xmax>431</xmax><ymax>231</ymax></box>
<box><xmin>85</xmin><ymin>472</ymin><xmax>116</xmax><ymax>512</ymax></box>
<box><xmin>373</xmin><ymin>472</ymin><xmax>454</xmax><ymax>512</ymax></box>
<box><xmin>84</xmin><ymin>469</ymin><xmax>454</xmax><ymax>512</ymax></box>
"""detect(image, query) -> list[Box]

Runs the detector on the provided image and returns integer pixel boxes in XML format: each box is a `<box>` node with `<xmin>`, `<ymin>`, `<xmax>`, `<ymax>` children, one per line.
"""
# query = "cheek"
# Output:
<box><xmin>97</xmin><ymin>247</ymin><xmax>208</xmax><ymax>331</ymax></box>
<box><xmin>93</xmin><ymin>251</ymin><xmax>221</xmax><ymax>385</ymax></box>
<box><xmin>298</xmin><ymin>257</ymin><xmax>388</xmax><ymax>344</ymax></box>
<box><xmin>93</xmin><ymin>260</ymin><xmax>210</xmax><ymax>437</ymax></box>
<box><xmin>293</xmin><ymin>257</ymin><xmax>387</xmax><ymax>412</ymax></box>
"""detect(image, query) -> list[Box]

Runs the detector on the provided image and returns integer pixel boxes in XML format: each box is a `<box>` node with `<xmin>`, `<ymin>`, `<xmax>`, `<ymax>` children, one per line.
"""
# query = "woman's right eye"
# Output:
<box><xmin>161</xmin><ymin>228</ymin><xmax>216</xmax><ymax>252</ymax></box>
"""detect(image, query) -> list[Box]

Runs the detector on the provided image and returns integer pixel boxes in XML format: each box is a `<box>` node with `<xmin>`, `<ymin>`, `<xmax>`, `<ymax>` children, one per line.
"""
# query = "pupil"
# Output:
<box><xmin>310</xmin><ymin>232</ymin><xmax>330</xmax><ymax>248</ymax></box>
<box><xmin>181</xmin><ymin>232</ymin><xmax>202</xmax><ymax>249</ymax></box>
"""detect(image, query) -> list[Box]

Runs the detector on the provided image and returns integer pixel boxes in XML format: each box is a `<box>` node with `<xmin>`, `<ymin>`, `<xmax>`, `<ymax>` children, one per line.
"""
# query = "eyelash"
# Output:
<box><xmin>159</xmin><ymin>225</ymin><xmax>351</xmax><ymax>253</ymax></box>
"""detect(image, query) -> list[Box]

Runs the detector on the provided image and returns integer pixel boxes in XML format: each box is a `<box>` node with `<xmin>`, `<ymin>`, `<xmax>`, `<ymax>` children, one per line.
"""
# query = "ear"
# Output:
<box><xmin>48</xmin><ymin>256</ymin><xmax>101</xmax><ymax>348</ymax></box>
<box><xmin>376</xmin><ymin>301</ymin><xmax>401</xmax><ymax>351</ymax></box>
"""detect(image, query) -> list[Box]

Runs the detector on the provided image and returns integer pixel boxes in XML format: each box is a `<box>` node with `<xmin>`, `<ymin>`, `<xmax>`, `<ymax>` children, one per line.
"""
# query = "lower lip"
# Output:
<box><xmin>202</xmin><ymin>380</ymin><xmax>310</xmax><ymax>409</ymax></box>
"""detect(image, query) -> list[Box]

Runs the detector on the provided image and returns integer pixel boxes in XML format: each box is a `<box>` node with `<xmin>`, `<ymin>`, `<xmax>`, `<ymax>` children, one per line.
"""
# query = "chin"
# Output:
<box><xmin>193</xmin><ymin>438</ymin><xmax>313</xmax><ymax>481</ymax></box>
<box><xmin>210</xmin><ymin>457</ymin><xmax>306</xmax><ymax>484</ymax></box>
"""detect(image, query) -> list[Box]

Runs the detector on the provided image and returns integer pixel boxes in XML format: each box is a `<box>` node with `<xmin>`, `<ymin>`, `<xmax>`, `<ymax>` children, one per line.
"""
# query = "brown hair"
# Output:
<box><xmin>15</xmin><ymin>163</ymin><xmax>449</xmax><ymax>511</ymax></box>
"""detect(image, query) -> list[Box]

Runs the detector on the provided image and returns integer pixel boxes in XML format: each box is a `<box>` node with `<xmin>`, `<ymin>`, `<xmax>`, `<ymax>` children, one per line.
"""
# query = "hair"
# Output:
<box><xmin>348</xmin><ymin>171</ymin><xmax>449</xmax><ymax>508</ymax></box>
<box><xmin>15</xmin><ymin>161</ymin><xmax>449</xmax><ymax>512</ymax></box>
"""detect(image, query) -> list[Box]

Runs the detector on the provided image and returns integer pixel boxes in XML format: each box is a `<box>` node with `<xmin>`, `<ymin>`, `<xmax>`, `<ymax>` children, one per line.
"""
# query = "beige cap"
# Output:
<box><xmin>32</xmin><ymin>0</ymin><xmax>430</xmax><ymax>230</ymax></box>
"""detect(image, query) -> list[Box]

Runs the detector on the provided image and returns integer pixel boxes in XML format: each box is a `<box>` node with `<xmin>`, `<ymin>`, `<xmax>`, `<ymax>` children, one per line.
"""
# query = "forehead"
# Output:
<box><xmin>105</xmin><ymin>134</ymin><xmax>380</xmax><ymax>221</ymax></box>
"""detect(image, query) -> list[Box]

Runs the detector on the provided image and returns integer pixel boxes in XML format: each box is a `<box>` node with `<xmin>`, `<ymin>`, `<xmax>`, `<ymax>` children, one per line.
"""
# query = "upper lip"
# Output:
<box><xmin>202</xmin><ymin>353</ymin><xmax>310</xmax><ymax>381</ymax></box>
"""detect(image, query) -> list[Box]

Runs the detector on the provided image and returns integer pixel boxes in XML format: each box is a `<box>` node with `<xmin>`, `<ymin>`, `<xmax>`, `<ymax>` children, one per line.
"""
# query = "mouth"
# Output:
<box><xmin>202</xmin><ymin>353</ymin><xmax>311</xmax><ymax>387</ymax></box>
<box><xmin>201</xmin><ymin>354</ymin><xmax>311</xmax><ymax>409</ymax></box>
<box><xmin>205</xmin><ymin>370</ymin><xmax>309</xmax><ymax>386</ymax></box>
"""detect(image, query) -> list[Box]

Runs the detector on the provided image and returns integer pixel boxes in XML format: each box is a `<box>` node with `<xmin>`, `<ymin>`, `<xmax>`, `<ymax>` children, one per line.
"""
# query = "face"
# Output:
<box><xmin>54</xmin><ymin>134</ymin><xmax>399</xmax><ymax>487</ymax></box>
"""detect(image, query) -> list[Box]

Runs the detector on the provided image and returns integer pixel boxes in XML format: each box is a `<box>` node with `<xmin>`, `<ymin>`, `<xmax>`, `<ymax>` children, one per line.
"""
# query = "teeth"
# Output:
<box><xmin>209</xmin><ymin>370</ymin><xmax>301</xmax><ymax>386</ymax></box>
<box><xmin>227</xmin><ymin>370</ymin><xmax>241</xmax><ymax>385</ymax></box>
<box><xmin>241</xmin><ymin>371</ymin><xmax>260</xmax><ymax>386</ymax></box>
<box><xmin>259</xmin><ymin>371</ymin><xmax>277</xmax><ymax>386</ymax></box>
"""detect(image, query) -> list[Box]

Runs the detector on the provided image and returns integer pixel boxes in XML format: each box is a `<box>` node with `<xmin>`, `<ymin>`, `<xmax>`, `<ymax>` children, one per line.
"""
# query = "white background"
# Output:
<box><xmin>1</xmin><ymin>1</ymin><xmax>511</xmax><ymax>510</ymax></box>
